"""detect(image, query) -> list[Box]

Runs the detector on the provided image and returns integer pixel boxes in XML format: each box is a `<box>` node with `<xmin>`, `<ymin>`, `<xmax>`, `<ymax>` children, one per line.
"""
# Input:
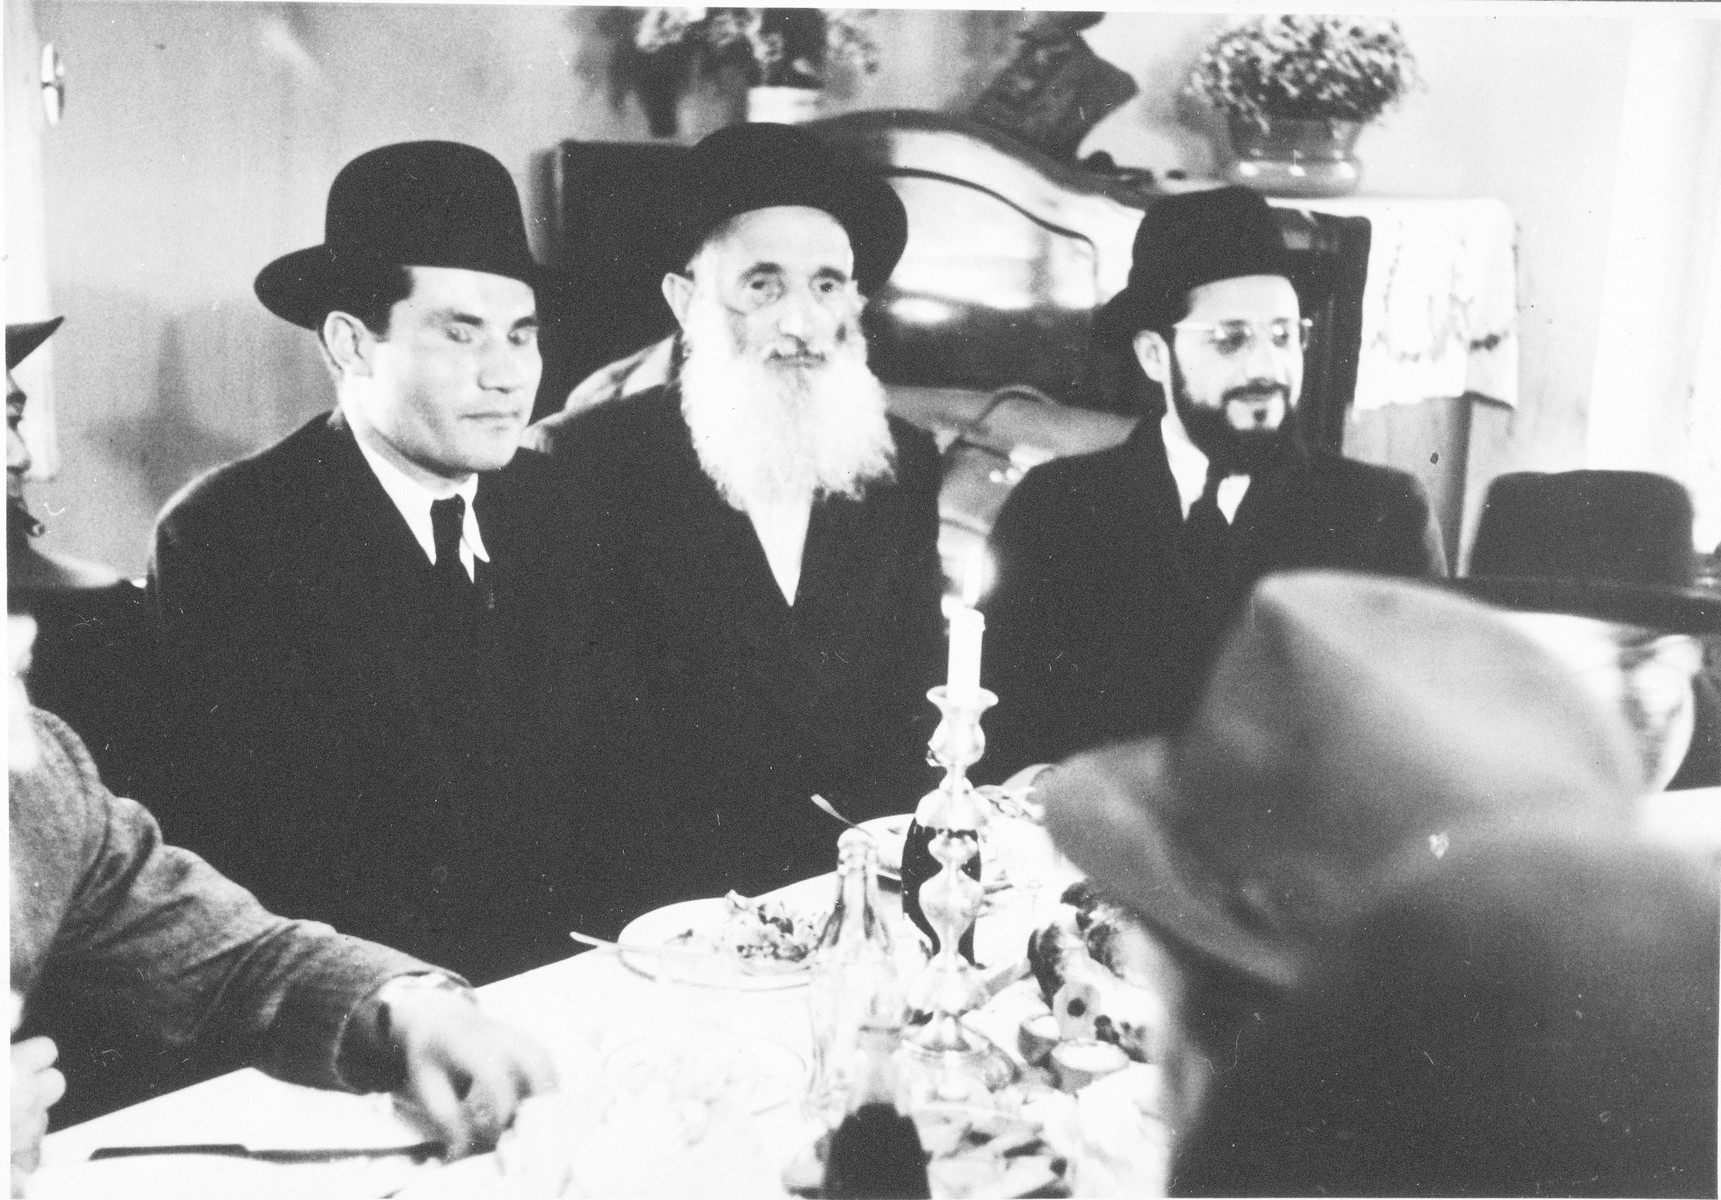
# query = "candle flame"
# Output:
<box><xmin>961</xmin><ymin>545</ymin><xmax>992</xmax><ymax>608</ymax></box>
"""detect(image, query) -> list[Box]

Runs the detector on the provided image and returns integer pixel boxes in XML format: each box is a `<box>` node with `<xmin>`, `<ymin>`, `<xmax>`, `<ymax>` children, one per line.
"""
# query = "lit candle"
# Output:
<box><xmin>961</xmin><ymin>545</ymin><xmax>990</xmax><ymax>609</ymax></box>
<box><xmin>948</xmin><ymin>605</ymin><xmax>985</xmax><ymax>698</ymax></box>
<box><xmin>947</xmin><ymin>547</ymin><xmax>988</xmax><ymax>697</ymax></box>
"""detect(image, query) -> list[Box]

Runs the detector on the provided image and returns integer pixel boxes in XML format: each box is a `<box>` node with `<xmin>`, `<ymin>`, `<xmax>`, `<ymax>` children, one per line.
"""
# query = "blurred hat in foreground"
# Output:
<box><xmin>1039</xmin><ymin>570</ymin><xmax>1645</xmax><ymax>990</ymax></box>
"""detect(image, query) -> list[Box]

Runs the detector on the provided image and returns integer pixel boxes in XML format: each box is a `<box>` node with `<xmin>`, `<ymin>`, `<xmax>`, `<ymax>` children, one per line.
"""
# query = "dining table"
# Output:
<box><xmin>31</xmin><ymin>829</ymin><xmax>1118</xmax><ymax>1200</ymax></box>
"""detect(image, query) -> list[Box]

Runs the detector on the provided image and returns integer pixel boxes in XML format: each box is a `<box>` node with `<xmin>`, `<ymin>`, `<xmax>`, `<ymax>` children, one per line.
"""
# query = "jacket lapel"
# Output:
<box><xmin>1122</xmin><ymin>421</ymin><xmax>1201</xmax><ymax>594</ymax></box>
<box><xmin>1228</xmin><ymin>439</ymin><xmax>1315</xmax><ymax>583</ymax></box>
<box><xmin>311</xmin><ymin>411</ymin><xmax>433</xmax><ymax>600</ymax></box>
<box><xmin>656</xmin><ymin>404</ymin><xmax>796</xmax><ymax>641</ymax></box>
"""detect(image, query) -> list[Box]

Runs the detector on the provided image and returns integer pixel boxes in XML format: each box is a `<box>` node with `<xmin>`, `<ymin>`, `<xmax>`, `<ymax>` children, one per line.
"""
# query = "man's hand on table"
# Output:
<box><xmin>11</xmin><ymin>1033</ymin><xmax>66</xmax><ymax>1197</ymax></box>
<box><xmin>371</xmin><ymin>976</ymin><xmax>559</xmax><ymax>1160</ymax></box>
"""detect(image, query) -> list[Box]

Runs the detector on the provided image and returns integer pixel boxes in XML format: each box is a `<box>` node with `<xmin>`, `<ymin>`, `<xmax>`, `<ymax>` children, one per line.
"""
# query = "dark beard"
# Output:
<box><xmin>1168</xmin><ymin>353</ymin><xmax>1297</xmax><ymax>476</ymax></box>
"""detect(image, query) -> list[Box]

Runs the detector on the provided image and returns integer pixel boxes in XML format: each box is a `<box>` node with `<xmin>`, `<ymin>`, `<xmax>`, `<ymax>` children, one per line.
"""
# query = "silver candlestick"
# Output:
<box><xmin>900</xmin><ymin>686</ymin><xmax>997</xmax><ymax>956</ymax></box>
<box><xmin>901</xmin><ymin>829</ymin><xmax>1016</xmax><ymax>1093</ymax></box>
<box><xmin>899</xmin><ymin>686</ymin><xmax>1015</xmax><ymax>1094</ymax></box>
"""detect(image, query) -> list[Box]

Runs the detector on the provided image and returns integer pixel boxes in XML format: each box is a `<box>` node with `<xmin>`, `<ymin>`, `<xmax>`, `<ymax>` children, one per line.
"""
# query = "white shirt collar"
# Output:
<box><xmin>351</xmin><ymin>433</ymin><xmax>489</xmax><ymax>579</ymax></box>
<box><xmin>1159</xmin><ymin>406</ymin><xmax>1251</xmax><ymax>523</ymax></box>
<box><xmin>744</xmin><ymin>497</ymin><xmax>813</xmax><ymax>606</ymax></box>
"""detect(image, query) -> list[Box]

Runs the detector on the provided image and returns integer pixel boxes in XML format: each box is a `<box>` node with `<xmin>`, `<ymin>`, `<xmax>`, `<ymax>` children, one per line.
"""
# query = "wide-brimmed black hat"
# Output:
<box><xmin>255</xmin><ymin>141</ymin><xmax>542</xmax><ymax>330</ymax></box>
<box><xmin>1095</xmin><ymin>185</ymin><xmax>1303</xmax><ymax>342</ymax></box>
<box><xmin>671</xmin><ymin>122</ymin><xmax>908</xmax><ymax>294</ymax></box>
<box><xmin>1038</xmin><ymin>571</ymin><xmax>1643</xmax><ymax>992</ymax></box>
<box><xmin>1457</xmin><ymin>470</ymin><xmax>1720</xmax><ymax>634</ymax></box>
<box><xmin>6</xmin><ymin>318</ymin><xmax>64</xmax><ymax>371</ymax></box>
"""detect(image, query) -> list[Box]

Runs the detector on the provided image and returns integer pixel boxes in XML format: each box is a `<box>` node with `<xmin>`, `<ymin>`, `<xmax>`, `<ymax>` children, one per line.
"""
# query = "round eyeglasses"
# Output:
<box><xmin>1173</xmin><ymin>317</ymin><xmax>1313</xmax><ymax>357</ymax></box>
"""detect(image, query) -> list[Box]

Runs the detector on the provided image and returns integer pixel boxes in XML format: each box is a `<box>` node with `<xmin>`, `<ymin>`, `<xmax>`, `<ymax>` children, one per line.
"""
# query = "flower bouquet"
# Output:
<box><xmin>1186</xmin><ymin>15</ymin><xmax>1420</xmax><ymax>197</ymax></box>
<box><xmin>627</xmin><ymin>8</ymin><xmax>880</xmax><ymax>135</ymax></box>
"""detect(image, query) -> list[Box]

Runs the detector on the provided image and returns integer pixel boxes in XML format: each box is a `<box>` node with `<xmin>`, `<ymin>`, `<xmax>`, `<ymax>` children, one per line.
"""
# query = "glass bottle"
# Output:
<box><xmin>822</xmin><ymin>1025</ymin><xmax>930</xmax><ymax>1200</ymax></box>
<box><xmin>807</xmin><ymin>828</ymin><xmax>903</xmax><ymax>1125</ymax></box>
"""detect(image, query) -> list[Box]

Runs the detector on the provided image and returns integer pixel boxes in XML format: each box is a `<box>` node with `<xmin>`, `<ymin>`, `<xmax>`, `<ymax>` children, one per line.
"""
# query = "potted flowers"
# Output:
<box><xmin>627</xmin><ymin>8</ymin><xmax>880</xmax><ymax>136</ymax></box>
<box><xmin>1186</xmin><ymin>15</ymin><xmax>1420</xmax><ymax>197</ymax></box>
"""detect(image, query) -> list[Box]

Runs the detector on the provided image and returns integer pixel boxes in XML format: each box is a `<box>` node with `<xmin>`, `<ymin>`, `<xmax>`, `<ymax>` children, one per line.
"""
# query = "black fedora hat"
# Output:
<box><xmin>1458</xmin><ymin>470</ymin><xmax>1720</xmax><ymax>634</ymax></box>
<box><xmin>7</xmin><ymin>318</ymin><xmax>64</xmax><ymax>371</ymax></box>
<box><xmin>1094</xmin><ymin>185</ymin><xmax>1314</xmax><ymax>344</ymax></box>
<box><xmin>255</xmin><ymin>141</ymin><xmax>542</xmax><ymax>330</ymax></box>
<box><xmin>671</xmin><ymin>122</ymin><xmax>908</xmax><ymax>294</ymax></box>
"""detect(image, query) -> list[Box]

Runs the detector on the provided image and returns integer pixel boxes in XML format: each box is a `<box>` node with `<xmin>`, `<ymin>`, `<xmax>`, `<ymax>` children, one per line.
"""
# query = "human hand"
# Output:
<box><xmin>385</xmin><ymin>989</ymin><xmax>558</xmax><ymax>1160</ymax></box>
<box><xmin>11</xmin><ymin>1034</ymin><xmax>65</xmax><ymax>1196</ymax></box>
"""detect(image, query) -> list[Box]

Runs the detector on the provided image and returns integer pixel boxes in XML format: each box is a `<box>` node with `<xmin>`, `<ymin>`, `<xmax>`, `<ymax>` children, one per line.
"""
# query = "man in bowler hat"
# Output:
<box><xmin>527</xmin><ymin>123</ymin><xmax>945</xmax><ymax>905</ymax></box>
<box><xmin>1459</xmin><ymin>469</ymin><xmax>1720</xmax><ymax>792</ymax></box>
<box><xmin>149</xmin><ymin>141</ymin><xmax>599</xmax><ymax>984</ymax></box>
<box><xmin>982</xmin><ymin>187</ymin><xmax>1446</xmax><ymax>776</ymax></box>
<box><xmin>1036</xmin><ymin>571</ymin><xmax>1716</xmax><ymax>1194</ymax></box>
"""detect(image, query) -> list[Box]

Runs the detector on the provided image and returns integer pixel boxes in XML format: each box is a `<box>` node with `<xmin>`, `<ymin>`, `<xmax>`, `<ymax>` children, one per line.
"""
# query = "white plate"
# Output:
<box><xmin>615</xmin><ymin>898</ymin><xmax>819</xmax><ymax>991</ymax></box>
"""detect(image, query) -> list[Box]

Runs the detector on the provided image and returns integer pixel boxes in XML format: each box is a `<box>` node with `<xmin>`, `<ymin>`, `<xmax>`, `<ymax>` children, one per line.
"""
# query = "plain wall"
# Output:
<box><xmin>10</xmin><ymin>2</ymin><xmax>1718</xmax><ymax>575</ymax></box>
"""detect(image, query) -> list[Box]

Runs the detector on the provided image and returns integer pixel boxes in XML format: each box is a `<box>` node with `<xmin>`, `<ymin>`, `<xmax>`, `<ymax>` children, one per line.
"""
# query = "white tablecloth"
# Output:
<box><xmin>34</xmin><ymin>873</ymin><xmax>1065</xmax><ymax>1199</ymax></box>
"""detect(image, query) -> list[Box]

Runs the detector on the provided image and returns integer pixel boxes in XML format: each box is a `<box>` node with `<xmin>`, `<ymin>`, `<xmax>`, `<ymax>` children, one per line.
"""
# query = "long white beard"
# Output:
<box><xmin>678</xmin><ymin>291</ymin><xmax>896</xmax><ymax>514</ymax></box>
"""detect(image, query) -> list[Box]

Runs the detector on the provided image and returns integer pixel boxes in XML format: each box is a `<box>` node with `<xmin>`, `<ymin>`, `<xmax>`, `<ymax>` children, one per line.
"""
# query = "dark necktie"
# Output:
<box><xmin>1182</xmin><ymin>462</ymin><xmax>1231</xmax><ymax>598</ymax></box>
<box><xmin>430</xmin><ymin>496</ymin><xmax>470</xmax><ymax>594</ymax></box>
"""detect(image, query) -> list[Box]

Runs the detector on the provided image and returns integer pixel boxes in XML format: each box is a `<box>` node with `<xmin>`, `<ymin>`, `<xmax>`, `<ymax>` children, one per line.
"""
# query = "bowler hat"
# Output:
<box><xmin>1094</xmin><ymin>186</ymin><xmax>1301</xmax><ymax>342</ymax></box>
<box><xmin>1039</xmin><ymin>571</ymin><xmax>1643</xmax><ymax>991</ymax></box>
<box><xmin>255</xmin><ymin>141</ymin><xmax>542</xmax><ymax>330</ymax></box>
<box><xmin>671</xmin><ymin>122</ymin><xmax>908</xmax><ymax>294</ymax></box>
<box><xmin>6</xmin><ymin>318</ymin><xmax>64</xmax><ymax>371</ymax></box>
<box><xmin>1458</xmin><ymin>470</ymin><xmax>1720</xmax><ymax>634</ymax></box>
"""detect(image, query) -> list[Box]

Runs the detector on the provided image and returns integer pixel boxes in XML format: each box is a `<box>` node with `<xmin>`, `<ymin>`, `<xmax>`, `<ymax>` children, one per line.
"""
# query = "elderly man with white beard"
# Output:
<box><xmin>528</xmin><ymin>123</ymin><xmax>944</xmax><ymax>909</ymax></box>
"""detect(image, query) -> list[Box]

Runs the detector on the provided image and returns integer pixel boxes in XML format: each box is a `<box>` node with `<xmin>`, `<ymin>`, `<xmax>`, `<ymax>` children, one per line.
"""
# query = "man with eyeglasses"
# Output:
<box><xmin>1458</xmin><ymin>470</ymin><xmax>1719</xmax><ymax>793</ymax></box>
<box><xmin>527</xmin><ymin>124</ymin><xmax>944</xmax><ymax>908</ymax></box>
<box><xmin>982</xmin><ymin>186</ymin><xmax>1445</xmax><ymax>774</ymax></box>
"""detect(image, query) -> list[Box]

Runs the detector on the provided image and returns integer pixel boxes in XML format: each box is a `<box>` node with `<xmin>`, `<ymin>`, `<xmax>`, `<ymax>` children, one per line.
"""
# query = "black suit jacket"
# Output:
<box><xmin>530</xmin><ymin>387</ymin><xmax>945</xmax><ymax>906</ymax></box>
<box><xmin>983</xmin><ymin>420</ymin><xmax>1445</xmax><ymax>775</ymax></box>
<box><xmin>7</xmin><ymin>543</ymin><xmax>159</xmax><ymax>798</ymax></box>
<box><xmin>1171</xmin><ymin>837</ymin><xmax>1718</xmax><ymax>1197</ymax></box>
<box><xmin>149</xmin><ymin>412</ymin><xmax>602</xmax><ymax>981</ymax></box>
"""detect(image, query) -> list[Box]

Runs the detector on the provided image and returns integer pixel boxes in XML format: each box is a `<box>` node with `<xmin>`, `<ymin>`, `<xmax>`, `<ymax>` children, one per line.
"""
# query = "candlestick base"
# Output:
<box><xmin>900</xmin><ymin>1025</ymin><xmax>1018</xmax><ymax>1098</ymax></box>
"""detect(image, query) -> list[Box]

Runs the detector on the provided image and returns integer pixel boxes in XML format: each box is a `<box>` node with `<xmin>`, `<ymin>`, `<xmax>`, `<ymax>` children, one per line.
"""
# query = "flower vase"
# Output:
<box><xmin>1225</xmin><ymin>116</ymin><xmax>1364</xmax><ymax>198</ymax></box>
<box><xmin>633</xmin><ymin>51</ymin><xmax>689</xmax><ymax>139</ymax></box>
<box><xmin>747</xmin><ymin>85</ymin><xmax>822</xmax><ymax>125</ymax></box>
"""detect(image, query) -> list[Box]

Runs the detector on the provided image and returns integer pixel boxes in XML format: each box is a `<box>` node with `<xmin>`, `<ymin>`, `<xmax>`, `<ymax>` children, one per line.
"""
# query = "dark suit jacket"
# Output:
<box><xmin>983</xmin><ymin>420</ymin><xmax>1444</xmax><ymax>775</ymax></box>
<box><xmin>529</xmin><ymin>386</ymin><xmax>945</xmax><ymax>906</ymax></box>
<box><xmin>1171</xmin><ymin>835</ymin><xmax>1719</xmax><ymax>1197</ymax></box>
<box><xmin>149</xmin><ymin>411</ymin><xmax>602</xmax><ymax>982</ymax></box>
<box><xmin>7</xmin><ymin>537</ymin><xmax>159</xmax><ymax>798</ymax></box>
